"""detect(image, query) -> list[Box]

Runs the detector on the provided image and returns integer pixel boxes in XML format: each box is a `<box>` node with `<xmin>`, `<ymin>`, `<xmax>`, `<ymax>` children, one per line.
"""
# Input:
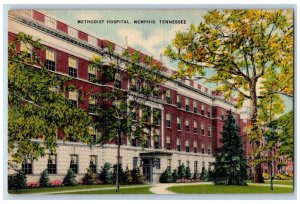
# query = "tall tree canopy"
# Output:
<box><xmin>8</xmin><ymin>32</ymin><xmax>92</xmax><ymax>166</ymax></box>
<box><xmin>164</xmin><ymin>9</ymin><xmax>293</xmax><ymax>183</ymax></box>
<box><xmin>213</xmin><ymin>111</ymin><xmax>248</xmax><ymax>185</ymax></box>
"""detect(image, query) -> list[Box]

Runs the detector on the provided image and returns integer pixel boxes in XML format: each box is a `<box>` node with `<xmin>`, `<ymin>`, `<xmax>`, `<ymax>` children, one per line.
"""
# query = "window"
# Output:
<box><xmin>202</xmin><ymin>161</ymin><xmax>205</xmax><ymax>168</ymax></box>
<box><xmin>185</xmin><ymin>98</ymin><xmax>190</xmax><ymax>111</ymax></box>
<box><xmin>89</xmin><ymin>95</ymin><xmax>97</xmax><ymax>113</ymax></box>
<box><xmin>193</xmin><ymin>120</ymin><xmax>198</xmax><ymax>134</ymax></box>
<box><xmin>176</xmin><ymin>95</ymin><xmax>181</xmax><ymax>108</ymax></box>
<box><xmin>208</xmin><ymin>143</ymin><xmax>211</xmax><ymax>154</ymax></box>
<box><xmin>166</xmin><ymin>114</ymin><xmax>171</xmax><ymax>127</ymax></box>
<box><xmin>201</xmin><ymin>104</ymin><xmax>205</xmax><ymax>115</ymax></box>
<box><xmin>142</xmin><ymin>106</ymin><xmax>151</xmax><ymax>123</ymax></box>
<box><xmin>133</xmin><ymin>157</ymin><xmax>138</xmax><ymax>169</ymax></box>
<box><xmin>166</xmin><ymin>136</ymin><xmax>171</xmax><ymax>150</ymax></box>
<box><xmin>89</xmin><ymin>126</ymin><xmax>97</xmax><ymax>142</ymax></box>
<box><xmin>70</xmin><ymin>155</ymin><xmax>79</xmax><ymax>174</ymax></box>
<box><xmin>22</xmin><ymin>160</ymin><xmax>32</xmax><ymax>174</ymax></box>
<box><xmin>221</xmin><ymin>110</ymin><xmax>225</xmax><ymax>120</ymax></box>
<box><xmin>154</xmin><ymin>130</ymin><xmax>160</xmax><ymax>149</ymax></box>
<box><xmin>207</xmin><ymin>106</ymin><xmax>211</xmax><ymax>118</ymax></box>
<box><xmin>115</xmin><ymin>72</ymin><xmax>121</xmax><ymax>88</ymax></box>
<box><xmin>193</xmin><ymin>140</ymin><xmax>198</xmax><ymax>153</ymax></box>
<box><xmin>166</xmin><ymin>90</ymin><xmax>172</xmax><ymax>104</ymax></box>
<box><xmin>201</xmin><ymin>144</ymin><xmax>205</xmax><ymax>154</ymax></box>
<box><xmin>177</xmin><ymin>117</ymin><xmax>181</xmax><ymax>131</ymax></box>
<box><xmin>185</xmin><ymin>119</ymin><xmax>190</xmax><ymax>132</ymax></box>
<box><xmin>155</xmin><ymin>158</ymin><xmax>161</xmax><ymax>169</ymax></box>
<box><xmin>130</xmin><ymin>78</ymin><xmax>137</xmax><ymax>91</ymax></box>
<box><xmin>131</xmin><ymin>137</ymin><xmax>138</xmax><ymax>147</ymax></box>
<box><xmin>89</xmin><ymin>155</ymin><xmax>97</xmax><ymax>173</ymax></box>
<box><xmin>178</xmin><ymin>160</ymin><xmax>182</xmax><ymax>166</ymax></box>
<box><xmin>47</xmin><ymin>154</ymin><xmax>57</xmax><ymax>174</ymax></box>
<box><xmin>194</xmin><ymin>161</ymin><xmax>198</xmax><ymax>172</ymax></box>
<box><xmin>45</xmin><ymin>16</ymin><xmax>56</xmax><ymax>29</ymax></box>
<box><xmin>68</xmin><ymin>57</ymin><xmax>77</xmax><ymax>78</ymax></box>
<box><xmin>193</xmin><ymin>101</ymin><xmax>198</xmax><ymax>113</ymax></box>
<box><xmin>153</xmin><ymin>109</ymin><xmax>161</xmax><ymax>126</ymax></box>
<box><xmin>68</xmin><ymin>27</ymin><xmax>78</xmax><ymax>38</ymax></box>
<box><xmin>88</xmin><ymin>65</ymin><xmax>97</xmax><ymax>82</ymax></box>
<box><xmin>45</xmin><ymin>50</ymin><xmax>56</xmax><ymax>71</ymax></box>
<box><xmin>88</xmin><ymin>35</ymin><xmax>97</xmax><ymax>47</ymax></box>
<box><xmin>185</xmin><ymin>140</ymin><xmax>190</xmax><ymax>152</ymax></box>
<box><xmin>167</xmin><ymin>159</ymin><xmax>172</xmax><ymax>170</ymax></box>
<box><xmin>68</xmin><ymin>91</ymin><xmax>77</xmax><ymax>107</ymax></box>
<box><xmin>186</xmin><ymin>160</ymin><xmax>190</xmax><ymax>168</ymax></box>
<box><xmin>201</xmin><ymin>123</ymin><xmax>205</xmax><ymax>136</ymax></box>
<box><xmin>176</xmin><ymin>138</ymin><xmax>181</xmax><ymax>151</ymax></box>
<box><xmin>208</xmin><ymin>125</ymin><xmax>211</xmax><ymax>137</ymax></box>
<box><xmin>20</xmin><ymin>42</ymin><xmax>32</xmax><ymax>60</ymax></box>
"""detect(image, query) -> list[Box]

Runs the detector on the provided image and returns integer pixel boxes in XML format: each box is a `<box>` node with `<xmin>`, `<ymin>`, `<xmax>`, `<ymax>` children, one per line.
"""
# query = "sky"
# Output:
<box><xmin>41</xmin><ymin>9</ymin><xmax>293</xmax><ymax>113</ymax></box>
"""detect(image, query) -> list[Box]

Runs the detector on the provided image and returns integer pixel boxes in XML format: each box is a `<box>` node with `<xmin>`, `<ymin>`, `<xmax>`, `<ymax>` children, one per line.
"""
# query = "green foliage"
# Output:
<box><xmin>159</xmin><ymin>168</ymin><xmax>173</xmax><ymax>183</ymax></box>
<box><xmin>8</xmin><ymin>170</ymin><xmax>27</xmax><ymax>189</ymax></box>
<box><xmin>185</xmin><ymin>167</ymin><xmax>192</xmax><ymax>179</ymax></box>
<box><xmin>172</xmin><ymin>169</ymin><xmax>179</xmax><ymax>182</ymax></box>
<box><xmin>112</xmin><ymin>164</ymin><xmax>125</xmax><ymax>184</ymax></box>
<box><xmin>193</xmin><ymin>171</ymin><xmax>199</xmax><ymax>180</ymax></box>
<box><xmin>276</xmin><ymin>111</ymin><xmax>293</xmax><ymax>159</ymax></box>
<box><xmin>39</xmin><ymin>169</ymin><xmax>50</xmax><ymax>187</ymax></box>
<box><xmin>123</xmin><ymin>166</ymin><xmax>133</xmax><ymax>184</ymax></box>
<box><xmin>8</xmin><ymin>32</ymin><xmax>92</xmax><ymax>164</ymax></box>
<box><xmin>200</xmin><ymin>166</ymin><xmax>209</xmax><ymax>181</ymax></box>
<box><xmin>82</xmin><ymin>169</ymin><xmax>97</xmax><ymax>185</ymax></box>
<box><xmin>63</xmin><ymin>169</ymin><xmax>78</xmax><ymax>186</ymax></box>
<box><xmin>131</xmin><ymin>167</ymin><xmax>145</xmax><ymax>184</ymax></box>
<box><xmin>213</xmin><ymin>111</ymin><xmax>248</xmax><ymax>185</ymax></box>
<box><xmin>177</xmin><ymin>164</ymin><xmax>186</xmax><ymax>179</ymax></box>
<box><xmin>99</xmin><ymin>162</ymin><xmax>113</xmax><ymax>184</ymax></box>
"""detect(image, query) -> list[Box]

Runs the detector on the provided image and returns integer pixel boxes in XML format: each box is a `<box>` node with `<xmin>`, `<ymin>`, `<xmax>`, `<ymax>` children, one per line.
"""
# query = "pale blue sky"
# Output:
<box><xmin>41</xmin><ymin>9</ymin><xmax>293</xmax><ymax>113</ymax></box>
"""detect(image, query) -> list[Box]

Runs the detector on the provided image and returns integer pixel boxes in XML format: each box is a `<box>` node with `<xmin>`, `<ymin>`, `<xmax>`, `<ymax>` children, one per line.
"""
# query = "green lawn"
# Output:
<box><xmin>264</xmin><ymin>180</ymin><xmax>293</xmax><ymax>186</ymax></box>
<box><xmin>8</xmin><ymin>184</ymin><xmax>114</xmax><ymax>194</ymax></box>
<box><xmin>62</xmin><ymin>186</ymin><xmax>153</xmax><ymax>194</ymax></box>
<box><xmin>168</xmin><ymin>184</ymin><xmax>293</xmax><ymax>194</ymax></box>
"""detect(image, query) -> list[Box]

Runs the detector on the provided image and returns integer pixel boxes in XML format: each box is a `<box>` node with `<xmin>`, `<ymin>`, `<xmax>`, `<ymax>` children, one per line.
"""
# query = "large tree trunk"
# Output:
<box><xmin>250</xmin><ymin>81</ymin><xmax>264</xmax><ymax>183</ymax></box>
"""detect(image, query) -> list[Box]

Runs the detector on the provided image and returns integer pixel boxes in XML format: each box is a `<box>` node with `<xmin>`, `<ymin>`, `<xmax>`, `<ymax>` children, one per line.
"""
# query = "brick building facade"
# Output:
<box><xmin>8</xmin><ymin>10</ymin><xmax>293</xmax><ymax>183</ymax></box>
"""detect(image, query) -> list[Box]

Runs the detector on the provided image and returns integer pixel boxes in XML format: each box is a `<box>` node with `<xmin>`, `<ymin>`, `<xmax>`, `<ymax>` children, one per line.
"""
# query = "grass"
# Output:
<box><xmin>168</xmin><ymin>184</ymin><xmax>293</xmax><ymax>194</ymax></box>
<box><xmin>62</xmin><ymin>186</ymin><xmax>153</xmax><ymax>194</ymax></box>
<box><xmin>264</xmin><ymin>180</ymin><xmax>293</xmax><ymax>186</ymax></box>
<box><xmin>8</xmin><ymin>184</ymin><xmax>115</xmax><ymax>194</ymax></box>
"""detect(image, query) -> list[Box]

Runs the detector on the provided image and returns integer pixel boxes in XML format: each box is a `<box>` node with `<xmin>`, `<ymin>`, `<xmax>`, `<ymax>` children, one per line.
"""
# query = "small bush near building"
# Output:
<box><xmin>99</xmin><ymin>162</ymin><xmax>113</xmax><ymax>184</ymax></box>
<box><xmin>82</xmin><ymin>168</ymin><xmax>97</xmax><ymax>185</ymax></box>
<box><xmin>39</xmin><ymin>169</ymin><xmax>50</xmax><ymax>187</ymax></box>
<box><xmin>27</xmin><ymin>182</ymin><xmax>40</xmax><ymax>188</ymax></box>
<box><xmin>63</xmin><ymin>169</ymin><xmax>78</xmax><ymax>186</ymax></box>
<box><xmin>12</xmin><ymin>170</ymin><xmax>27</xmax><ymax>189</ymax></box>
<box><xmin>200</xmin><ymin>166</ymin><xmax>209</xmax><ymax>181</ymax></box>
<box><xmin>124</xmin><ymin>166</ymin><xmax>133</xmax><ymax>184</ymax></box>
<box><xmin>159</xmin><ymin>169</ymin><xmax>173</xmax><ymax>183</ymax></box>
<box><xmin>177</xmin><ymin>164</ymin><xmax>186</xmax><ymax>179</ymax></box>
<box><xmin>50</xmin><ymin>180</ymin><xmax>63</xmax><ymax>187</ymax></box>
<box><xmin>274</xmin><ymin>173</ymin><xmax>291</xmax><ymax>180</ymax></box>
<box><xmin>131</xmin><ymin>167</ymin><xmax>145</xmax><ymax>184</ymax></box>
<box><xmin>172</xmin><ymin>169</ymin><xmax>179</xmax><ymax>182</ymax></box>
<box><xmin>263</xmin><ymin>172</ymin><xmax>270</xmax><ymax>180</ymax></box>
<box><xmin>185</xmin><ymin>167</ymin><xmax>192</xmax><ymax>179</ymax></box>
<box><xmin>112</xmin><ymin>164</ymin><xmax>125</xmax><ymax>184</ymax></box>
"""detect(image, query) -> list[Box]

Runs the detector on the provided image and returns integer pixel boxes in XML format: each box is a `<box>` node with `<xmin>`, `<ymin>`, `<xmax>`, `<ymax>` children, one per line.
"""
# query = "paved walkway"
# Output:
<box><xmin>149</xmin><ymin>182</ymin><xmax>213</xmax><ymax>194</ymax></box>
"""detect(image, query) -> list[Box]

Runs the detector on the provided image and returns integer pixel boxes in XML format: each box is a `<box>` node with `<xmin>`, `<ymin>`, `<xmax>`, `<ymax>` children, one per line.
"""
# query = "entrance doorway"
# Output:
<box><xmin>142</xmin><ymin>158</ymin><xmax>153</xmax><ymax>183</ymax></box>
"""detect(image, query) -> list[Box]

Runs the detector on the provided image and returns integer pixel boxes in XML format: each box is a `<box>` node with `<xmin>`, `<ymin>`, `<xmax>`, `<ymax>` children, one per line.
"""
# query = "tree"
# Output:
<box><xmin>14</xmin><ymin>170</ymin><xmax>27</xmax><ymax>189</ymax></box>
<box><xmin>164</xmin><ymin>10</ymin><xmax>293</xmax><ymax>183</ymax></box>
<box><xmin>99</xmin><ymin>162</ymin><xmax>113</xmax><ymax>184</ymax></box>
<box><xmin>63</xmin><ymin>169</ymin><xmax>78</xmax><ymax>186</ymax></box>
<box><xmin>89</xmin><ymin>47</ymin><xmax>164</xmax><ymax>191</ymax></box>
<box><xmin>159</xmin><ymin>168</ymin><xmax>173</xmax><ymax>183</ymax></box>
<box><xmin>112</xmin><ymin>164</ymin><xmax>125</xmax><ymax>184</ymax></box>
<box><xmin>177</xmin><ymin>164</ymin><xmax>186</xmax><ymax>179</ymax></box>
<box><xmin>276</xmin><ymin>111</ymin><xmax>293</xmax><ymax>159</ymax></box>
<box><xmin>131</xmin><ymin>167</ymin><xmax>145</xmax><ymax>184</ymax></box>
<box><xmin>8</xmin><ymin>32</ymin><xmax>93</xmax><ymax>167</ymax></box>
<box><xmin>39</xmin><ymin>169</ymin><xmax>50</xmax><ymax>187</ymax></box>
<box><xmin>185</xmin><ymin>166</ymin><xmax>192</xmax><ymax>179</ymax></box>
<box><xmin>200</xmin><ymin>166</ymin><xmax>209</xmax><ymax>181</ymax></box>
<box><xmin>213</xmin><ymin>111</ymin><xmax>248</xmax><ymax>185</ymax></box>
<box><xmin>123</xmin><ymin>166</ymin><xmax>133</xmax><ymax>184</ymax></box>
<box><xmin>172</xmin><ymin>169</ymin><xmax>179</xmax><ymax>182</ymax></box>
<box><xmin>82</xmin><ymin>168</ymin><xmax>97</xmax><ymax>185</ymax></box>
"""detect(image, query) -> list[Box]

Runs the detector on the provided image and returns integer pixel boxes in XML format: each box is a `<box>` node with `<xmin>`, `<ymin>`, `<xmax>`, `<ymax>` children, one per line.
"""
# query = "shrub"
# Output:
<box><xmin>124</xmin><ymin>166</ymin><xmax>133</xmax><ymax>184</ymax></box>
<box><xmin>112</xmin><ymin>164</ymin><xmax>125</xmax><ymax>184</ymax></box>
<box><xmin>172</xmin><ymin>169</ymin><xmax>179</xmax><ymax>182</ymax></box>
<box><xmin>200</xmin><ymin>166</ymin><xmax>209</xmax><ymax>181</ymax></box>
<box><xmin>63</xmin><ymin>169</ymin><xmax>78</xmax><ymax>186</ymax></box>
<box><xmin>185</xmin><ymin>167</ymin><xmax>192</xmax><ymax>179</ymax></box>
<box><xmin>176</xmin><ymin>178</ymin><xmax>194</xmax><ymax>183</ymax></box>
<box><xmin>15</xmin><ymin>170</ymin><xmax>27</xmax><ymax>189</ymax></box>
<box><xmin>131</xmin><ymin>167</ymin><xmax>145</xmax><ymax>184</ymax></box>
<box><xmin>50</xmin><ymin>180</ymin><xmax>63</xmax><ymax>187</ymax></box>
<box><xmin>99</xmin><ymin>162</ymin><xmax>113</xmax><ymax>184</ymax></box>
<box><xmin>193</xmin><ymin>171</ymin><xmax>199</xmax><ymax>180</ymax></box>
<box><xmin>39</xmin><ymin>169</ymin><xmax>50</xmax><ymax>187</ymax></box>
<box><xmin>82</xmin><ymin>168</ymin><xmax>97</xmax><ymax>185</ymax></box>
<box><xmin>8</xmin><ymin>175</ymin><xmax>16</xmax><ymax>190</ymax></box>
<box><xmin>177</xmin><ymin>164</ymin><xmax>186</xmax><ymax>179</ymax></box>
<box><xmin>262</xmin><ymin>172</ymin><xmax>270</xmax><ymax>180</ymax></box>
<box><xmin>159</xmin><ymin>169</ymin><xmax>173</xmax><ymax>183</ymax></box>
<box><xmin>274</xmin><ymin>173</ymin><xmax>290</xmax><ymax>180</ymax></box>
<box><xmin>27</xmin><ymin>182</ymin><xmax>40</xmax><ymax>188</ymax></box>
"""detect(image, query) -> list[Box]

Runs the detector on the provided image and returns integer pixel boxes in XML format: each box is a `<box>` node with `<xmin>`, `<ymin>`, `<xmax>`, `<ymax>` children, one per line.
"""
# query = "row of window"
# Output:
<box><xmin>167</xmin><ymin>160</ymin><xmax>211</xmax><ymax>172</ymax></box>
<box><xmin>166</xmin><ymin>139</ymin><xmax>212</xmax><ymax>154</ymax></box>
<box><xmin>166</xmin><ymin>114</ymin><xmax>212</xmax><ymax>136</ymax></box>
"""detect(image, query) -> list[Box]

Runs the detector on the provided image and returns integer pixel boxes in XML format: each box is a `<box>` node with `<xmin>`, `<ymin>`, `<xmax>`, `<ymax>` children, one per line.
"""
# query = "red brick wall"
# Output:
<box><xmin>78</xmin><ymin>31</ymin><xmax>88</xmax><ymax>41</ymax></box>
<box><xmin>33</xmin><ymin>11</ymin><xmax>45</xmax><ymax>22</ymax></box>
<box><xmin>57</xmin><ymin>21</ymin><xmax>68</xmax><ymax>33</ymax></box>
